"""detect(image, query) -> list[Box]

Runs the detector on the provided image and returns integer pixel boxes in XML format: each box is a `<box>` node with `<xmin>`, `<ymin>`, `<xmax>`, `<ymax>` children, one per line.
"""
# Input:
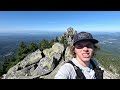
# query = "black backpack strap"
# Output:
<box><xmin>90</xmin><ymin>59</ymin><xmax>96</xmax><ymax>69</ymax></box>
<box><xmin>90</xmin><ymin>59</ymin><xmax>104</xmax><ymax>79</ymax></box>
<box><xmin>67</xmin><ymin>61</ymin><xmax>86</xmax><ymax>79</ymax></box>
<box><xmin>68</xmin><ymin>60</ymin><xmax>104</xmax><ymax>79</ymax></box>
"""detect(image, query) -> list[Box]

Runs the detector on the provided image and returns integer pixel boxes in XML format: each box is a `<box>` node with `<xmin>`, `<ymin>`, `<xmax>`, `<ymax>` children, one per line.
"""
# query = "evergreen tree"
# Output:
<box><xmin>1</xmin><ymin>56</ymin><xmax>16</xmax><ymax>74</ymax></box>
<box><xmin>29</xmin><ymin>42</ymin><xmax>38</xmax><ymax>53</ymax></box>
<box><xmin>59</xmin><ymin>36</ymin><xmax>68</xmax><ymax>48</ymax></box>
<box><xmin>39</xmin><ymin>39</ymin><xmax>52</xmax><ymax>51</ymax></box>
<box><xmin>0</xmin><ymin>62</ymin><xmax>3</xmax><ymax>76</ymax></box>
<box><xmin>16</xmin><ymin>42</ymin><xmax>29</xmax><ymax>61</ymax></box>
<box><xmin>50</xmin><ymin>39</ymin><xmax>55</xmax><ymax>45</ymax></box>
<box><xmin>55</xmin><ymin>36</ymin><xmax>59</xmax><ymax>42</ymax></box>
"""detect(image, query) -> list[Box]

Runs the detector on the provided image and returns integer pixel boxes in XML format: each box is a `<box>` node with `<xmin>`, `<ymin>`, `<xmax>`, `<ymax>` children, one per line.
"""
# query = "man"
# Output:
<box><xmin>54</xmin><ymin>31</ymin><xmax>104</xmax><ymax>79</ymax></box>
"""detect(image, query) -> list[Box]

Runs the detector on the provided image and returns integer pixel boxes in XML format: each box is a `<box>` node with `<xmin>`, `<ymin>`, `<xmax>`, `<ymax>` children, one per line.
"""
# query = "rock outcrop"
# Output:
<box><xmin>100</xmin><ymin>66</ymin><xmax>120</xmax><ymax>79</ymax></box>
<box><xmin>2</xmin><ymin>27</ymin><xmax>120</xmax><ymax>79</ymax></box>
<box><xmin>2</xmin><ymin>43</ymin><xmax>65</xmax><ymax>79</ymax></box>
<box><xmin>59</xmin><ymin>27</ymin><xmax>77</xmax><ymax>45</ymax></box>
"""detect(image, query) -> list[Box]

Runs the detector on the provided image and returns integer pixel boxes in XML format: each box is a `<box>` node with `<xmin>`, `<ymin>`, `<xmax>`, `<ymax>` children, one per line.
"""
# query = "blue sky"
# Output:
<box><xmin>0</xmin><ymin>11</ymin><xmax>120</xmax><ymax>33</ymax></box>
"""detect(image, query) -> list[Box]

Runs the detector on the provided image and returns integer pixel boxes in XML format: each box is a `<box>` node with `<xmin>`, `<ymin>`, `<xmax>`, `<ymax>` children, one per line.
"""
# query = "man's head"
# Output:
<box><xmin>71</xmin><ymin>32</ymin><xmax>99</xmax><ymax>62</ymax></box>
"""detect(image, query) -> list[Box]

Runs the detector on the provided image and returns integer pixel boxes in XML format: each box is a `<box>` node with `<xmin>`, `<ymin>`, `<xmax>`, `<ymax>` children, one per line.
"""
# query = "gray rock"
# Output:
<box><xmin>100</xmin><ymin>66</ymin><xmax>120</xmax><ymax>79</ymax></box>
<box><xmin>2</xmin><ymin>49</ymin><xmax>42</xmax><ymax>79</ymax></box>
<box><xmin>31</xmin><ymin>56</ymin><xmax>55</xmax><ymax>76</ymax></box>
<box><xmin>65</xmin><ymin>46</ymin><xmax>73</xmax><ymax>62</ymax></box>
<box><xmin>40</xmin><ymin>58</ymin><xmax>65</xmax><ymax>79</ymax></box>
<box><xmin>43</xmin><ymin>43</ymin><xmax>64</xmax><ymax>61</ymax></box>
<box><xmin>19</xmin><ymin>49</ymin><xmax>42</xmax><ymax>68</ymax></box>
<box><xmin>64</xmin><ymin>27</ymin><xmax>77</xmax><ymax>45</ymax></box>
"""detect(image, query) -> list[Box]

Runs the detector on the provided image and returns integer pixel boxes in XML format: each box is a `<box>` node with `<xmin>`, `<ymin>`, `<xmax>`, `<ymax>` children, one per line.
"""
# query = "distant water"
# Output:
<box><xmin>0</xmin><ymin>32</ymin><xmax>63</xmax><ymax>60</ymax></box>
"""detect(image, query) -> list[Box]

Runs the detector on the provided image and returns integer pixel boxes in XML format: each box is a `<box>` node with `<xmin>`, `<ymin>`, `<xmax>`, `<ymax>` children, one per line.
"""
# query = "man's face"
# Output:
<box><xmin>74</xmin><ymin>40</ymin><xmax>95</xmax><ymax>62</ymax></box>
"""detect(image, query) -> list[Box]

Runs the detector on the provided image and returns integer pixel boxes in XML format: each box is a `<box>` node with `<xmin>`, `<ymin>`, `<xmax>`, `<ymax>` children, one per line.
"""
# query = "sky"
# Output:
<box><xmin>0</xmin><ymin>11</ymin><xmax>120</xmax><ymax>33</ymax></box>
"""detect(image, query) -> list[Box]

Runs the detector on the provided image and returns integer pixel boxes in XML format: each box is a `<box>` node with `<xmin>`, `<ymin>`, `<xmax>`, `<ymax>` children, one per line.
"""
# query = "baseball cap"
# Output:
<box><xmin>73</xmin><ymin>32</ymin><xmax>98</xmax><ymax>45</ymax></box>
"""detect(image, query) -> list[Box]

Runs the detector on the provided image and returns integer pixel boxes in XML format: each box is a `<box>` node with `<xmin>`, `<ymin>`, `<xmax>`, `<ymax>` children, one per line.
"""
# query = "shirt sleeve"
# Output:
<box><xmin>54</xmin><ymin>63</ymin><xmax>73</xmax><ymax>79</ymax></box>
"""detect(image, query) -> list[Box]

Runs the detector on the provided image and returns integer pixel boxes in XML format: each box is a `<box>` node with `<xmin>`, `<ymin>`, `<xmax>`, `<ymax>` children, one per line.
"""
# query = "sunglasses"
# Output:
<box><xmin>74</xmin><ymin>43</ymin><xmax>94</xmax><ymax>49</ymax></box>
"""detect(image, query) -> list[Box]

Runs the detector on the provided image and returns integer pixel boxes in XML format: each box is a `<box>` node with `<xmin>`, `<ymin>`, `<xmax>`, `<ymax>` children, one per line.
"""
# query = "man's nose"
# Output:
<box><xmin>83</xmin><ymin>47</ymin><xmax>88</xmax><ymax>51</ymax></box>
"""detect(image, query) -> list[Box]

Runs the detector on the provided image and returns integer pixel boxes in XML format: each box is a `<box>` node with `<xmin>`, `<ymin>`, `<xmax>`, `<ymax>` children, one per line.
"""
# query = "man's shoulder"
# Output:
<box><xmin>58</xmin><ymin>61</ymin><xmax>74</xmax><ymax>71</ymax></box>
<box><xmin>63</xmin><ymin>61</ymin><xmax>75</xmax><ymax>68</ymax></box>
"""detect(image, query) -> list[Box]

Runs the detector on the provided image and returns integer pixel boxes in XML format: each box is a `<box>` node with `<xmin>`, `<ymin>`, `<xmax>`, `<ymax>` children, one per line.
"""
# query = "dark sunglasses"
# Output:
<box><xmin>74</xmin><ymin>44</ymin><xmax>94</xmax><ymax>49</ymax></box>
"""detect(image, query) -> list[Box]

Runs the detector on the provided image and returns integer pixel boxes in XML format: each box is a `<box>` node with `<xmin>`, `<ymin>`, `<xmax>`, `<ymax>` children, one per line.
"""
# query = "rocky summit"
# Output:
<box><xmin>2</xmin><ymin>27</ymin><xmax>120</xmax><ymax>79</ymax></box>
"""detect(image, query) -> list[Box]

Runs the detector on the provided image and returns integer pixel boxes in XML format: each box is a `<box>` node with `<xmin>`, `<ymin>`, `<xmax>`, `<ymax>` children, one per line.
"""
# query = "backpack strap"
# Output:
<box><xmin>90</xmin><ymin>59</ymin><xmax>104</xmax><ymax>79</ymax></box>
<box><xmin>67</xmin><ymin>61</ymin><xmax>86</xmax><ymax>79</ymax></box>
<box><xmin>90</xmin><ymin>59</ymin><xmax>96</xmax><ymax>69</ymax></box>
<box><xmin>68</xmin><ymin>60</ymin><xmax>104</xmax><ymax>79</ymax></box>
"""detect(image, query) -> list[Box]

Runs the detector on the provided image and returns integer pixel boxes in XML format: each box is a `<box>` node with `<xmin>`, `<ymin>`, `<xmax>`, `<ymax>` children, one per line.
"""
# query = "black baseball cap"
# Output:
<box><xmin>73</xmin><ymin>32</ymin><xmax>98</xmax><ymax>45</ymax></box>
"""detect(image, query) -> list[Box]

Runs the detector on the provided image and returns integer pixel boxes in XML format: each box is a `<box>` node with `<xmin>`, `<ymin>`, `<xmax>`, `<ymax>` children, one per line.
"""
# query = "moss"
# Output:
<box><xmin>43</xmin><ymin>49</ymin><xmax>53</xmax><ymax>58</ymax></box>
<box><xmin>42</xmin><ymin>61</ymin><xmax>52</xmax><ymax>71</ymax></box>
